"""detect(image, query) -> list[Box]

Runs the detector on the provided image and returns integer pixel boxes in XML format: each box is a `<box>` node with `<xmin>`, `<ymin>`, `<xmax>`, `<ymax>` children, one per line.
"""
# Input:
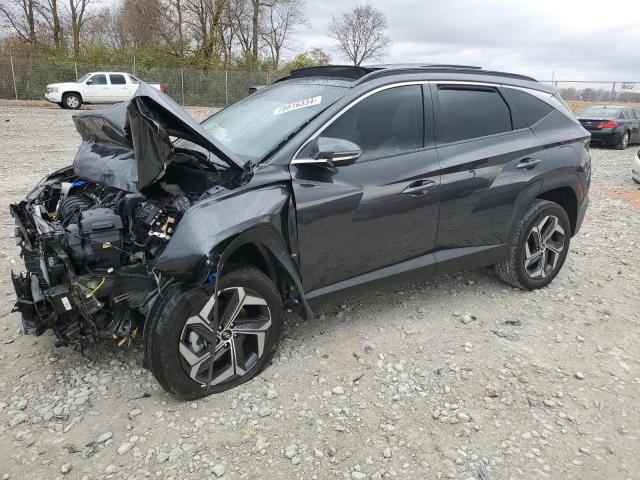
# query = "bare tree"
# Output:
<box><xmin>121</xmin><ymin>0</ymin><xmax>164</xmax><ymax>47</ymax></box>
<box><xmin>184</xmin><ymin>0</ymin><xmax>225</xmax><ymax>61</ymax></box>
<box><xmin>260</xmin><ymin>0</ymin><xmax>305</xmax><ymax>69</ymax></box>
<box><xmin>329</xmin><ymin>3</ymin><xmax>390</xmax><ymax>66</ymax></box>
<box><xmin>160</xmin><ymin>0</ymin><xmax>187</xmax><ymax>58</ymax></box>
<box><xmin>37</xmin><ymin>0</ymin><xmax>64</xmax><ymax>49</ymax></box>
<box><xmin>226</xmin><ymin>0</ymin><xmax>252</xmax><ymax>57</ymax></box>
<box><xmin>65</xmin><ymin>0</ymin><xmax>100</xmax><ymax>56</ymax></box>
<box><xmin>308</xmin><ymin>46</ymin><xmax>330</xmax><ymax>65</ymax></box>
<box><xmin>0</xmin><ymin>0</ymin><xmax>38</xmax><ymax>46</ymax></box>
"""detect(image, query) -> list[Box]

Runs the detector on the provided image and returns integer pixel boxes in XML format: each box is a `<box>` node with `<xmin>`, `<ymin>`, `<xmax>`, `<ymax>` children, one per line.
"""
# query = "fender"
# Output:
<box><xmin>216</xmin><ymin>225</ymin><xmax>313</xmax><ymax>320</ymax></box>
<box><xmin>154</xmin><ymin>184</ymin><xmax>313</xmax><ymax>319</ymax></box>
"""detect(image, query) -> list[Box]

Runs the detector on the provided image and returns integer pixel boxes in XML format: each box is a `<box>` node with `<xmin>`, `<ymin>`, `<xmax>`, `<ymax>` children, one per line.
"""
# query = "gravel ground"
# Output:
<box><xmin>0</xmin><ymin>105</ymin><xmax>639</xmax><ymax>480</ymax></box>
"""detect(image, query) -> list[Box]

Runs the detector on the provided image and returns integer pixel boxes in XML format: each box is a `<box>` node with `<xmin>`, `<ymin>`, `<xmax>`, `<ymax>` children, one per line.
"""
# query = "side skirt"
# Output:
<box><xmin>305</xmin><ymin>244</ymin><xmax>508</xmax><ymax>310</ymax></box>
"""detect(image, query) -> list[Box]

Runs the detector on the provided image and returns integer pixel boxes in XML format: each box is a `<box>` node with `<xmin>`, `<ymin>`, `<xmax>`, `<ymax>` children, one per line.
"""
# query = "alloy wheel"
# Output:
<box><xmin>178</xmin><ymin>287</ymin><xmax>272</xmax><ymax>386</ymax></box>
<box><xmin>523</xmin><ymin>215</ymin><xmax>566</xmax><ymax>279</ymax></box>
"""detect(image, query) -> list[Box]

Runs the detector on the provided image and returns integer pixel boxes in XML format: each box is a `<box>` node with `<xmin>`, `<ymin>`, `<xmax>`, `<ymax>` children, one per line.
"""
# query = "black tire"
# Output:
<box><xmin>615</xmin><ymin>131</ymin><xmax>630</xmax><ymax>150</ymax></box>
<box><xmin>495</xmin><ymin>200</ymin><xmax>571</xmax><ymax>290</ymax></box>
<box><xmin>147</xmin><ymin>266</ymin><xmax>283</xmax><ymax>399</ymax></box>
<box><xmin>62</xmin><ymin>92</ymin><xmax>82</xmax><ymax>110</ymax></box>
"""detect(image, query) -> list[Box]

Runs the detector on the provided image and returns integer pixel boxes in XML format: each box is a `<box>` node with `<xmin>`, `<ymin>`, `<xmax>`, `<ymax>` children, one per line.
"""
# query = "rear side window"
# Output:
<box><xmin>89</xmin><ymin>74</ymin><xmax>107</xmax><ymax>85</ymax></box>
<box><xmin>505</xmin><ymin>88</ymin><xmax>555</xmax><ymax>126</ymax></box>
<box><xmin>109</xmin><ymin>74</ymin><xmax>126</xmax><ymax>85</ymax></box>
<box><xmin>319</xmin><ymin>85</ymin><xmax>424</xmax><ymax>160</ymax></box>
<box><xmin>436</xmin><ymin>86</ymin><xmax>512</xmax><ymax>144</ymax></box>
<box><xmin>628</xmin><ymin>109</ymin><xmax>639</xmax><ymax>119</ymax></box>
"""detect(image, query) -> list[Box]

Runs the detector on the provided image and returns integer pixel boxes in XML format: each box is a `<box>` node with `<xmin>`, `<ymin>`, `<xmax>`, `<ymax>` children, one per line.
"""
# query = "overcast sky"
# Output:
<box><xmin>292</xmin><ymin>0</ymin><xmax>640</xmax><ymax>82</ymax></box>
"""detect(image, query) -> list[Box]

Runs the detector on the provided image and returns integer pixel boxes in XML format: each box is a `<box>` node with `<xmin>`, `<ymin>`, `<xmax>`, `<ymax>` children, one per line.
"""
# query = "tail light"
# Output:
<box><xmin>597</xmin><ymin>120</ymin><xmax>618</xmax><ymax>129</ymax></box>
<box><xmin>160</xmin><ymin>84</ymin><xmax>166</xmax><ymax>93</ymax></box>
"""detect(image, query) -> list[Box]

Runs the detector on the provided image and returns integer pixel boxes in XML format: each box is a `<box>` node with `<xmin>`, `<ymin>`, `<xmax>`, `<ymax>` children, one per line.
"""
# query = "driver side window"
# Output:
<box><xmin>317</xmin><ymin>85</ymin><xmax>425</xmax><ymax>161</ymax></box>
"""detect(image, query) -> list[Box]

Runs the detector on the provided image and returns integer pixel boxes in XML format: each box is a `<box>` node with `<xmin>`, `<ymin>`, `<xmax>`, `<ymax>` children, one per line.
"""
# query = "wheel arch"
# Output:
<box><xmin>536</xmin><ymin>186</ymin><xmax>578</xmax><ymax>235</ymax></box>
<box><xmin>63</xmin><ymin>91</ymin><xmax>83</xmax><ymax>101</ymax></box>
<box><xmin>213</xmin><ymin>225</ymin><xmax>313</xmax><ymax>320</ymax></box>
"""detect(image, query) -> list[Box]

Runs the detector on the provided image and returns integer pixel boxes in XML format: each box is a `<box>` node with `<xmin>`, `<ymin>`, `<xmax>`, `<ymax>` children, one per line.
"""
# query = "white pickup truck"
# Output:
<box><xmin>45</xmin><ymin>72</ymin><xmax>164</xmax><ymax>109</ymax></box>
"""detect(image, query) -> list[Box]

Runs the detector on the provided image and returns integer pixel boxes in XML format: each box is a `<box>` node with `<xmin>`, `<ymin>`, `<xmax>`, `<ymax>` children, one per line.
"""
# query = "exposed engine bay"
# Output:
<box><xmin>10</xmin><ymin>84</ymin><xmax>246</xmax><ymax>346</ymax></box>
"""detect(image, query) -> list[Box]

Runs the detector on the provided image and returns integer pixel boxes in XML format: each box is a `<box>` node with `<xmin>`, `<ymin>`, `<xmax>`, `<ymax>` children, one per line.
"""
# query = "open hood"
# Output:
<box><xmin>72</xmin><ymin>83</ymin><xmax>245</xmax><ymax>192</ymax></box>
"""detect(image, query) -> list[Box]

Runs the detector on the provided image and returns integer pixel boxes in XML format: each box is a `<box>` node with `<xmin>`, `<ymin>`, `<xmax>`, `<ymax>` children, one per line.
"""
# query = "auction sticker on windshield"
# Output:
<box><xmin>273</xmin><ymin>96</ymin><xmax>322</xmax><ymax>115</ymax></box>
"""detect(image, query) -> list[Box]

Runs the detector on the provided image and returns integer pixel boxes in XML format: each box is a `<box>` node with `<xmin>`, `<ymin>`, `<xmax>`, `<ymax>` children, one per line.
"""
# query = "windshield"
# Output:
<box><xmin>200</xmin><ymin>82</ymin><xmax>346</xmax><ymax>164</ymax></box>
<box><xmin>581</xmin><ymin>107</ymin><xmax>621</xmax><ymax>119</ymax></box>
<box><xmin>75</xmin><ymin>74</ymin><xmax>90</xmax><ymax>83</ymax></box>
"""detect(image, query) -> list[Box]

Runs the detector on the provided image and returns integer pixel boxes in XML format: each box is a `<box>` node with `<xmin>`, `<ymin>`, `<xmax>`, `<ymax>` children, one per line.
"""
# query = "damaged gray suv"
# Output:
<box><xmin>10</xmin><ymin>65</ymin><xmax>591</xmax><ymax>399</ymax></box>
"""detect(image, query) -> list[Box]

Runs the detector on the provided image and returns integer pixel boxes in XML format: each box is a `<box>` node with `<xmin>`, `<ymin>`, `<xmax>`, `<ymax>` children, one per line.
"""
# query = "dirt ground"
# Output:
<box><xmin>0</xmin><ymin>104</ymin><xmax>639</xmax><ymax>480</ymax></box>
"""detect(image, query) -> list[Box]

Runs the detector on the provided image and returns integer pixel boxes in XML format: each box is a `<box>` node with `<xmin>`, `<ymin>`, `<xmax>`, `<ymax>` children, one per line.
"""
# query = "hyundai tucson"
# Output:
<box><xmin>9</xmin><ymin>65</ymin><xmax>591</xmax><ymax>399</ymax></box>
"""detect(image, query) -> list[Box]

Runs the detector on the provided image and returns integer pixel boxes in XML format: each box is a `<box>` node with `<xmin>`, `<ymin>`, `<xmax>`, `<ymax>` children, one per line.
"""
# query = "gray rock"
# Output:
<box><xmin>266</xmin><ymin>388</ymin><xmax>278</xmax><ymax>400</ymax></box>
<box><xmin>60</xmin><ymin>463</ymin><xmax>72</xmax><ymax>474</ymax></box>
<box><xmin>169</xmin><ymin>447</ymin><xmax>183</xmax><ymax>462</ymax></box>
<box><xmin>96</xmin><ymin>431</ymin><xmax>113</xmax><ymax>443</ymax></box>
<box><xmin>285</xmin><ymin>444</ymin><xmax>297</xmax><ymax>459</ymax></box>
<box><xmin>9</xmin><ymin>413</ymin><xmax>28</xmax><ymax>427</ymax></box>
<box><xmin>116</xmin><ymin>442</ymin><xmax>134</xmax><ymax>455</ymax></box>
<box><xmin>212</xmin><ymin>463</ymin><xmax>226</xmax><ymax>477</ymax></box>
<box><xmin>128</xmin><ymin>408</ymin><xmax>142</xmax><ymax>419</ymax></box>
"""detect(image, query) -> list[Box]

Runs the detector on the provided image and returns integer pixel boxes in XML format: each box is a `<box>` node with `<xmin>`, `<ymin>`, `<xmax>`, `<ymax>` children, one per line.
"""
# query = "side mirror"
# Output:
<box><xmin>293</xmin><ymin>137</ymin><xmax>361</xmax><ymax>166</ymax></box>
<box><xmin>86</xmin><ymin>79</ymin><xmax>93</xmax><ymax>85</ymax></box>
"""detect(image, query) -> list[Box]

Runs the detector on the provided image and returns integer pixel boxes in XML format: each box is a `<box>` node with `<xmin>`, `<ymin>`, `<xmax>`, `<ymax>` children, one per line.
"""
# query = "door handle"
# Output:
<box><xmin>516</xmin><ymin>158</ymin><xmax>541</xmax><ymax>170</ymax></box>
<box><xmin>402</xmin><ymin>179</ymin><xmax>435</xmax><ymax>196</ymax></box>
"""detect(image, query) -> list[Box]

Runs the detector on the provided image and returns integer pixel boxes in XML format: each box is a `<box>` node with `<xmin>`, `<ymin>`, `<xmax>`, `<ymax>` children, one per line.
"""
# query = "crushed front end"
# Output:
<box><xmin>9</xmin><ymin>84</ymin><xmax>246</xmax><ymax>347</ymax></box>
<box><xmin>10</xmin><ymin>167</ymin><xmax>190</xmax><ymax>345</ymax></box>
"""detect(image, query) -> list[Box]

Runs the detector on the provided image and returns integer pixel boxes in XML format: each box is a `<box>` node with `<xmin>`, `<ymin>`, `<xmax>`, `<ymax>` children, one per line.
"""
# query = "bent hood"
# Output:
<box><xmin>72</xmin><ymin>83</ymin><xmax>245</xmax><ymax>192</ymax></box>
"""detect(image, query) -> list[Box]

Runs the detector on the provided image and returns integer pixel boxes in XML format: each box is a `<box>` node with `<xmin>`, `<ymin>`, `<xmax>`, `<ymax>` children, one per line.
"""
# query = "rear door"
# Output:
<box><xmin>108</xmin><ymin>73</ymin><xmax>129</xmax><ymax>102</ymax></box>
<box><xmin>291</xmin><ymin>84</ymin><xmax>440</xmax><ymax>293</ymax></box>
<box><xmin>433</xmin><ymin>84</ymin><xmax>547</xmax><ymax>257</ymax></box>
<box><xmin>83</xmin><ymin>73</ymin><xmax>110</xmax><ymax>102</ymax></box>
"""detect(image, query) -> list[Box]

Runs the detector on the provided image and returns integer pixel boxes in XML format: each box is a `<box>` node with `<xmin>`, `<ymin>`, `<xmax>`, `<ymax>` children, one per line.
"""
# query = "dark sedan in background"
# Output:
<box><xmin>578</xmin><ymin>106</ymin><xmax>640</xmax><ymax>149</ymax></box>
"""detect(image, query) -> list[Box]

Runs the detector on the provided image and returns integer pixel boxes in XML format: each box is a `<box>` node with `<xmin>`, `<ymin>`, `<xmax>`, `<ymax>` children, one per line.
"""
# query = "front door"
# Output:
<box><xmin>83</xmin><ymin>73</ymin><xmax>110</xmax><ymax>102</ymax></box>
<box><xmin>291</xmin><ymin>84</ymin><xmax>440</xmax><ymax>293</ymax></box>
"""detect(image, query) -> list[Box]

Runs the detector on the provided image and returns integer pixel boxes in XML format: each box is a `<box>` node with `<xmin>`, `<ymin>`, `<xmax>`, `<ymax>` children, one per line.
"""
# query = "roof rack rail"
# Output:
<box><xmin>356</xmin><ymin>65</ymin><xmax>537</xmax><ymax>84</ymax></box>
<box><xmin>278</xmin><ymin>64</ymin><xmax>538</xmax><ymax>85</ymax></box>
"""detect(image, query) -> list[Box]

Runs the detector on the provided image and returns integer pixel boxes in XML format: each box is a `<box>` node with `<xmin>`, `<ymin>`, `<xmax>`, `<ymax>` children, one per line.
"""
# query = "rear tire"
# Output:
<box><xmin>495</xmin><ymin>200</ymin><xmax>571</xmax><ymax>290</ymax></box>
<box><xmin>146</xmin><ymin>266</ymin><xmax>283</xmax><ymax>399</ymax></box>
<box><xmin>615</xmin><ymin>131</ymin><xmax>630</xmax><ymax>150</ymax></box>
<box><xmin>62</xmin><ymin>93</ymin><xmax>82</xmax><ymax>110</ymax></box>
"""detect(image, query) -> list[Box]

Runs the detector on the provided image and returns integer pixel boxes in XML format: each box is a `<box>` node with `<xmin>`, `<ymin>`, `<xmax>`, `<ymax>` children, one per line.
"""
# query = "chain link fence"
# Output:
<box><xmin>0</xmin><ymin>55</ymin><xmax>277</xmax><ymax>106</ymax></box>
<box><xmin>2</xmin><ymin>56</ymin><xmax>640</xmax><ymax>112</ymax></box>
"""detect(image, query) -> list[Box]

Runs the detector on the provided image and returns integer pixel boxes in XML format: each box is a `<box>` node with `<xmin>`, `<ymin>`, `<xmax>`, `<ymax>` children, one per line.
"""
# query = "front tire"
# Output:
<box><xmin>147</xmin><ymin>266</ymin><xmax>283</xmax><ymax>399</ymax></box>
<box><xmin>495</xmin><ymin>200</ymin><xmax>570</xmax><ymax>290</ymax></box>
<box><xmin>62</xmin><ymin>93</ymin><xmax>82</xmax><ymax>110</ymax></box>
